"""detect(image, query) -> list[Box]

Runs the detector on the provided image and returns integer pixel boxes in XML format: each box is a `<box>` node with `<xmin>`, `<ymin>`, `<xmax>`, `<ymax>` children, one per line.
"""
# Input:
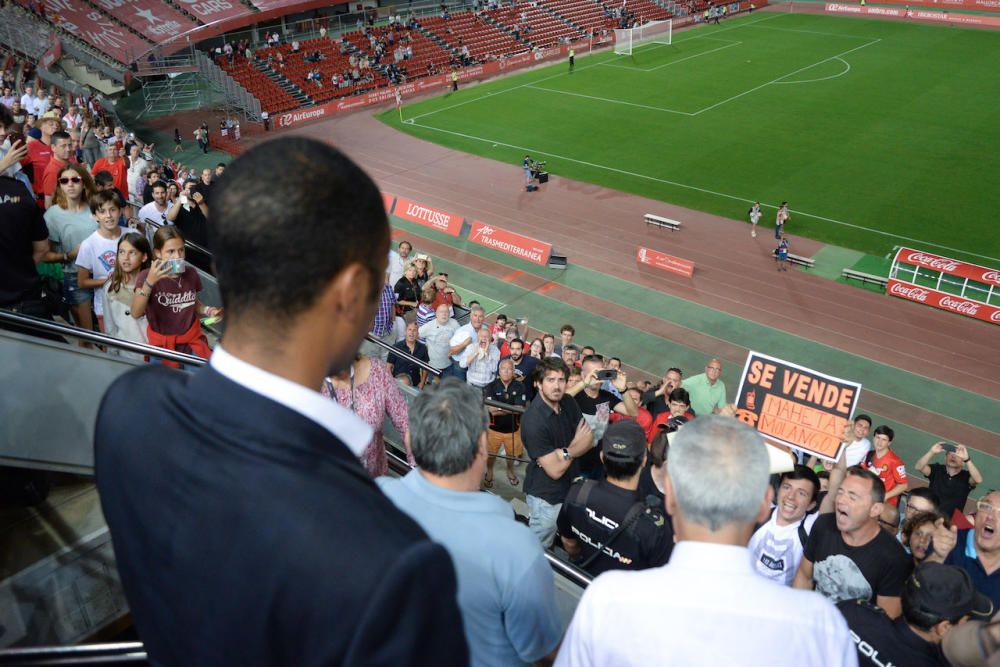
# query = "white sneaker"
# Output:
<box><xmin>752</xmin><ymin>230</ymin><xmax>757</xmax><ymax>238</ymax></box>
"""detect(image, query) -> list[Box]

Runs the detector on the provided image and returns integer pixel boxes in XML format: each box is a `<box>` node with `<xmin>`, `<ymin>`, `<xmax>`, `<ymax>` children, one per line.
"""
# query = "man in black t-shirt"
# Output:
<box><xmin>521</xmin><ymin>357</ymin><xmax>594</xmax><ymax>548</ymax></box>
<box><xmin>915</xmin><ymin>441</ymin><xmax>982</xmax><ymax>518</ymax></box>
<box><xmin>0</xmin><ymin>173</ymin><xmax>49</xmax><ymax>310</ymax></box>
<box><xmin>387</xmin><ymin>321</ymin><xmax>430</xmax><ymax>388</ymax></box>
<box><xmin>567</xmin><ymin>355</ymin><xmax>637</xmax><ymax>477</ymax></box>
<box><xmin>838</xmin><ymin>562</ymin><xmax>993</xmax><ymax>667</ymax></box>
<box><xmin>794</xmin><ymin>466</ymin><xmax>912</xmax><ymax>618</ymax></box>
<box><xmin>505</xmin><ymin>338</ymin><xmax>538</xmax><ymax>401</ymax></box>
<box><xmin>166</xmin><ymin>179</ymin><xmax>211</xmax><ymax>272</ymax></box>
<box><xmin>482</xmin><ymin>359</ymin><xmax>528</xmax><ymax>488</ymax></box>
<box><xmin>557</xmin><ymin>420</ymin><xmax>673</xmax><ymax>576</ymax></box>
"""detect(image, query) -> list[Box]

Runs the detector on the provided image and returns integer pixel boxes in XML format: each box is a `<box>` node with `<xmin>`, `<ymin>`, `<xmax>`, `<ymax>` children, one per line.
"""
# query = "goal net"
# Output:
<box><xmin>614</xmin><ymin>19</ymin><xmax>672</xmax><ymax>56</ymax></box>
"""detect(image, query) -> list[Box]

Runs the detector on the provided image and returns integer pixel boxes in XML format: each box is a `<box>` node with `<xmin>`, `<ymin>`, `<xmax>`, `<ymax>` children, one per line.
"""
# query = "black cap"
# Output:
<box><xmin>601</xmin><ymin>420</ymin><xmax>647</xmax><ymax>462</ymax></box>
<box><xmin>908</xmin><ymin>563</ymin><xmax>994</xmax><ymax>622</ymax></box>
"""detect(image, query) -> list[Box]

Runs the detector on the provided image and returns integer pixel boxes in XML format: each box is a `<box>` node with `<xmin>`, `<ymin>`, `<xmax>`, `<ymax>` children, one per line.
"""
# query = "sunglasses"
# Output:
<box><xmin>58</xmin><ymin>176</ymin><xmax>82</xmax><ymax>184</ymax></box>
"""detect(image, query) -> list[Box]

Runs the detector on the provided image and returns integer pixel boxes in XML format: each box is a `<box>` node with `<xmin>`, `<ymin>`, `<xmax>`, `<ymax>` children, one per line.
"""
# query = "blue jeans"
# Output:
<box><xmin>443</xmin><ymin>363</ymin><xmax>467</xmax><ymax>382</ymax></box>
<box><xmin>526</xmin><ymin>495</ymin><xmax>562</xmax><ymax>548</ymax></box>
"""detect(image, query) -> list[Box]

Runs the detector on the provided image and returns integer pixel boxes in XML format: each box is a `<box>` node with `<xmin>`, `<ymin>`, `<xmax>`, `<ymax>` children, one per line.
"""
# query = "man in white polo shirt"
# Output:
<box><xmin>555</xmin><ymin>416</ymin><xmax>856</xmax><ymax>667</ymax></box>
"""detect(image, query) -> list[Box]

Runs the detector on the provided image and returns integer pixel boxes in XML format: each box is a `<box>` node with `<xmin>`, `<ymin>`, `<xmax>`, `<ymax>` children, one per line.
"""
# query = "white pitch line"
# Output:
<box><xmin>400</xmin><ymin>120</ymin><xmax>1000</xmax><ymax>263</ymax></box>
<box><xmin>524</xmin><ymin>85</ymin><xmax>694</xmax><ymax>114</ymax></box>
<box><xmin>690</xmin><ymin>38</ymin><xmax>880</xmax><ymax>115</ymax></box>
<box><xmin>773</xmin><ymin>57</ymin><xmax>851</xmax><ymax>84</ymax></box>
<box><xmin>598</xmin><ymin>39</ymin><xmax>743</xmax><ymax>72</ymax></box>
<box><xmin>406</xmin><ymin>13</ymin><xmax>786</xmax><ymax>122</ymax></box>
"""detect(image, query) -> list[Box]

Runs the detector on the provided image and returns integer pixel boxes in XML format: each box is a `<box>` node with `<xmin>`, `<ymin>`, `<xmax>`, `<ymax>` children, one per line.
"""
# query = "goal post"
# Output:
<box><xmin>614</xmin><ymin>19</ymin><xmax>672</xmax><ymax>56</ymax></box>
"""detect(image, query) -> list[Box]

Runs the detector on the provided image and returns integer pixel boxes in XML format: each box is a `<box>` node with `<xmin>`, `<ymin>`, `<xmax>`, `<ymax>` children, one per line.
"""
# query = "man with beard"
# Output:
<box><xmin>521</xmin><ymin>357</ymin><xmax>593</xmax><ymax>547</ymax></box>
<box><xmin>793</xmin><ymin>467</ymin><xmax>911</xmax><ymax>618</ymax></box>
<box><xmin>506</xmin><ymin>337</ymin><xmax>538</xmax><ymax>400</ymax></box>
<box><xmin>642</xmin><ymin>367</ymin><xmax>683</xmax><ymax>419</ymax></box>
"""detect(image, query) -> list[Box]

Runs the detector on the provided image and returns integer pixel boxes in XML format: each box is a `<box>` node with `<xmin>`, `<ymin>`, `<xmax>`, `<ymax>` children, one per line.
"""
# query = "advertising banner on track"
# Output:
<box><xmin>468</xmin><ymin>221</ymin><xmax>552</xmax><ymax>265</ymax></box>
<box><xmin>893</xmin><ymin>248</ymin><xmax>1000</xmax><ymax>289</ymax></box>
<box><xmin>636</xmin><ymin>246</ymin><xmax>695</xmax><ymax>278</ymax></box>
<box><xmin>886</xmin><ymin>279</ymin><xmax>1000</xmax><ymax>325</ymax></box>
<box><xmin>393</xmin><ymin>197</ymin><xmax>464</xmax><ymax>237</ymax></box>
<box><xmin>381</xmin><ymin>192</ymin><xmax>396</xmax><ymax>214</ymax></box>
<box><xmin>826</xmin><ymin>2</ymin><xmax>1000</xmax><ymax>21</ymax></box>
<box><xmin>734</xmin><ymin>351</ymin><xmax>862</xmax><ymax>461</ymax></box>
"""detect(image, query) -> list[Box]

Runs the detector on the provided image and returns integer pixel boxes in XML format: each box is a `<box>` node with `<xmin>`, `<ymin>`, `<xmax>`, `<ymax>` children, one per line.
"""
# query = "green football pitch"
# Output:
<box><xmin>380</xmin><ymin>12</ymin><xmax>1000</xmax><ymax>264</ymax></box>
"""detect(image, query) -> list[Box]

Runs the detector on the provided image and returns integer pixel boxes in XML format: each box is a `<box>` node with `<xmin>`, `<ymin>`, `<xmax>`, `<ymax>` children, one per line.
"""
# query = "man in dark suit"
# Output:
<box><xmin>94</xmin><ymin>138</ymin><xmax>469</xmax><ymax>666</ymax></box>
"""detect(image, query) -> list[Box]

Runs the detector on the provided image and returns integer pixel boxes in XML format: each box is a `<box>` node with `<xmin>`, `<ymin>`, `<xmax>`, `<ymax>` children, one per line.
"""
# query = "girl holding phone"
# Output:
<box><xmin>132</xmin><ymin>226</ymin><xmax>220</xmax><ymax>365</ymax></box>
<box><xmin>104</xmin><ymin>232</ymin><xmax>151</xmax><ymax>358</ymax></box>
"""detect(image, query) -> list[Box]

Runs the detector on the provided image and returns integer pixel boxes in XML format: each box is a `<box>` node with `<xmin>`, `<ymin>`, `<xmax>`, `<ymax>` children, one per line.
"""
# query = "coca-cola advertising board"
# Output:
<box><xmin>733</xmin><ymin>351</ymin><xmax>863</xmax><ymax>461</ymax></box>
<box><xmin>894</xmin><ymin>247</ymin><xmax>1000</xmax><ymax>288</ymax></box>
<box><xmin>468</xmin><ymin>221</ymin><xmax>552</xmax><ymax>265</ymax></box>
<box><xmin>886</xmin><ymin>279</ymin><xmax>1000</xmax><ymax>326</ymax></box>
<box><xmin>636</xmin><ymin>246</ymin><xmax>695</xmax><ymax>278</ymax></box>
<box><xmin>393</xmin><ymin>197</ymin><xmax>464</xmax><ymax>237</ymax></box>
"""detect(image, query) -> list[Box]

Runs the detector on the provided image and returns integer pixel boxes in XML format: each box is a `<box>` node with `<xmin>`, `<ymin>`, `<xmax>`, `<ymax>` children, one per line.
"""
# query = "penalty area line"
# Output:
<box><xmin>400</xmin><ymin>119</ymin><xmax>1000</xmax><ymax>263</ymax></box>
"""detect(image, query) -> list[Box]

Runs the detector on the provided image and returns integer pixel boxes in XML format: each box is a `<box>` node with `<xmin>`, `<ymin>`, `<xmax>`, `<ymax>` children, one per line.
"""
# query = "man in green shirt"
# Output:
<box><xmin>684</xmin><ymin>358</ymin><xmax>727</xmax><ymax>417</ymax></box>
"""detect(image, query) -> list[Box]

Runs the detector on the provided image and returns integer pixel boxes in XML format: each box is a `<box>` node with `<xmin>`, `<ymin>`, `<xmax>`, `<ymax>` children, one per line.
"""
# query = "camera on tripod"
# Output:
<box><xmin>529</xmin><ymin>160</ymin><xmax>549</xmax><ymax>183</ymax></box>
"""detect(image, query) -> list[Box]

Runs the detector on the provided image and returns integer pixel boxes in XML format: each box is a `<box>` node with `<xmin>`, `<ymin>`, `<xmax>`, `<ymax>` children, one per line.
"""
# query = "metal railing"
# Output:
<box><xmin>0</xmin><ymin>642</ymin><xmax>147</xmax><ymax>665</ymax></box>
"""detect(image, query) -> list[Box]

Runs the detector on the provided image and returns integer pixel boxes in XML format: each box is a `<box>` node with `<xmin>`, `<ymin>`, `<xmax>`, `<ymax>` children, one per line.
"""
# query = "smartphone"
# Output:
<box><xmin>941</xmin><ymin>443</ymin><xmax>957</xmax><ymax>453</ymax></box>
<box><xmin>595</xmin><ymin>369</ymin><xmax>618</xmax><ymax>382</ymax></box>
<box><xmin>165</xmin><ymin>259</ymin><xmax>185</xmax><ymax>275</ymax></box>
<box><xmin>6</xmin><ymin>131</ymin><xmax>25</xmax><ymax>147</ymax></box>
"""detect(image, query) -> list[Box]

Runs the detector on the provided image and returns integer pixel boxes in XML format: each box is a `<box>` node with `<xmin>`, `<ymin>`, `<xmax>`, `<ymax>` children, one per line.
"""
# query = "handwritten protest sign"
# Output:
<box><xmin>734</xmin><ymin>351</ymin><xmax>862</xmax><ymax>461</ymax></box>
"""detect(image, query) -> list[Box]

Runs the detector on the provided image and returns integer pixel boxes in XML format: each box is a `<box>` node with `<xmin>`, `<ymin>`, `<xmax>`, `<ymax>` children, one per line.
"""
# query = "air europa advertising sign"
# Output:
<box><xmin>734</xmin><ymin>351</ymin><xmax>862</xmax><ymax>461</ymax></box>
<box><xmin>468</xmin><ymin>221</ymin><xmax>551</xmax><ymax>265</ymax></box>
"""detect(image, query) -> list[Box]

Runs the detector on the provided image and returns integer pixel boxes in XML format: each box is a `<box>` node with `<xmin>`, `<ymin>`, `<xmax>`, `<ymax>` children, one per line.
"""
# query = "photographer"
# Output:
<box><xmin>915</xmin><ymin>441</ymin><xmax>982</xmax><ymax>518</ymax></box>
<box><xmin>566</xmin><ymin>355</ymin><xmax>637</xmax><ymax>477</ymax></box>
<box><xmin>165</xmin><ymin>178</ymin><xmax>211</xmax><ymax>272</ymax></box>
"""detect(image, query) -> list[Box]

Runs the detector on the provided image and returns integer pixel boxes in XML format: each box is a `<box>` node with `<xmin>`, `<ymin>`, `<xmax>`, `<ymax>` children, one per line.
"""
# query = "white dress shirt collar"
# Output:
<box><xmin>667</xmin><ymin>540</ymin><xmax>756</xmax><ymax>574</ymax></box>
<box><xmin>210</xmin><ymin>346</ymin><xmax>372</xmax><ymax>457</ymax></box>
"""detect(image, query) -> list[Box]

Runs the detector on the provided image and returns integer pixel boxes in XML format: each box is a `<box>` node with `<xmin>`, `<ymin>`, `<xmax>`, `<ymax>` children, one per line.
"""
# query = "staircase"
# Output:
<box><xmin>254</xmin><ymin>60</ymin><xmax>313</xmax><ymax>106</ymax></box>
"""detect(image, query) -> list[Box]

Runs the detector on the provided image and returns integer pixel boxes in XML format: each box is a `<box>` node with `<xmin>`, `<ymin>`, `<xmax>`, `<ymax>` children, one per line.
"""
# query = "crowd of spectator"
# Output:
<box><xmin>0</xmin><ymin>70</ymin><xmax>225</xmax><ymax>360</ymax></box>
<box><xmin>3</xmin><ymin>67</ymin><xmax>998</xmax><ymax>664</ymax></box>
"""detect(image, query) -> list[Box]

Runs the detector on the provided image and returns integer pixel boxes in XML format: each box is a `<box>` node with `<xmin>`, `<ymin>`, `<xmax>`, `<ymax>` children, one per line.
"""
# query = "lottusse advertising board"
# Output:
<box><xmin>468</xmin><ymin>221</ymin><xmax>552</xmax><ymax>265</ymax></box>
<box><xmin>393</xmin><ymin>197</ymin><xmax>464</xmax><ymax>237</ymax></box>
<box><xmin>886</xmin><ymin>279</ymin><xmax>1000</xmax><ymax>325</ymax></box>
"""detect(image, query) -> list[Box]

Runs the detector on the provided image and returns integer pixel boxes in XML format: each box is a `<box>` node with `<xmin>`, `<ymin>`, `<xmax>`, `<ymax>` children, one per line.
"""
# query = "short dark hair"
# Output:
<box><xmin>908</xmin><ymin>487</ymin><xmax>940</xmax><ymax>511</ymax></box>
<box><xmin>604</xmin><ymin>451</ymin><xmax>644</xmax><ymax>481</ymax></box>
<box><xmin>532</xmin><ymin>357</ymin><xmax>569</xmax><ymax>385</ymax></box>
<box><xmin>0</xmin><ymin>104</ymin><xmax>13</xmax><ymax>129</ymax></box>
<box><xmin>560</xmin><ymin>324</ymin><xmax>575</xmax><ymax>335</ymax></box>
<box><xmin>89</xmin><ymin>189</ymin><xmax>122</xmax><ymax>212</ymax></box>
<box><xmin>209</xmin><ymin>138</ymin><xmax>388</xmax><ymax>323</ymax></box>
<box><xmin>668</xmin><ymin>387</ymin><xmax>690</xmax><ymax>406</ymax></box>
<box><xmin>873</xmin><ymin>425</ymin><xmax>895</xmax><ymax>442</ymax></box>
<box><xmin>508</xmin><ymin>337</ymin><xmax>524</xmax><ymax>348</ymax></box>
<box><xmin>845</xmin><ymin>466</ymin><xmax>886</xmax><ymax>504</ymax></box>
<box><xmin>152</xmin><ymin>180</ymin><xmax>168</xmax><ymax>191</ymax></box>
<box><xmin>51</xmin><ymin>130</ymin><xmax>70</xmax><ymax>143</ymax></box>
<box><xmin>93</xmin><ymin>170</ymin><xmax>114</xmax><ymax>186</ymax></box>
<box><xmin>649</xmin><ymin>430</ymin><xmax>669</xmax><ymax>467</ymax></box>
<box><xmin>780</xmin><ymin>465</ymin><xmax>820</xmax><ymax>503</ymax></box>
<box><xmin>854</xmin><ymin>414</ymin><xmax>872</xmax><ymax>428</ymax></box>
<box><xmin>668</xmin><ymin>367</ymin><xmax>683</xmax><ymax>377</ymax></box>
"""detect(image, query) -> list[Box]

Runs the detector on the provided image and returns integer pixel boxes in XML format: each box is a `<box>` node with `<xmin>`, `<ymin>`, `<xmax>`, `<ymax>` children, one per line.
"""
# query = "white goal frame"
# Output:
<box><xmin>614</xmin><ymin>19</ymin><xmax>673</xmax><ymax>56</ymax></box>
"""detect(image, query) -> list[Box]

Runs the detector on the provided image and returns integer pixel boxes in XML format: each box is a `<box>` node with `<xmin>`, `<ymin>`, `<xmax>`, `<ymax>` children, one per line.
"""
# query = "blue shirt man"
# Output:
<box><xmin>378</xmin><ymin>379</ymin><xmax>562</xmax><ymax>667</ymax></box>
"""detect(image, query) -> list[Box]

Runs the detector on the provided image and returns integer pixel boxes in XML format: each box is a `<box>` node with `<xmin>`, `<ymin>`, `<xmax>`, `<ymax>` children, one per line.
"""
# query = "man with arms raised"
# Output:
<box><xmin>567</xmin><ymin>354</ymin><xmax>636</xmax><ymax>477</ymax></box>
<box><xmin>379</xmin><ymin>380</ymin><xmax>561</xmax><ymax>667</ymax></box>
<box><xmin>521</xmin><ymin>357</ymin><xmax>594</xmax><ymax>547</ymax></box>
<box><xmin>641</xmin><ymin>367</ymin><xmax>682</xmax><ymax>419</ymax></box>
<box><xmin>94</xmin><ymin>138</ymin><xmax>467</xmax><ymax>666</ymax></box>
<box><xmin>555</xmin><ymin>416</ymin><xmax>855</xmax><ymax>666</ymax></box>
<box><xmin>915</xmin><ymin>441</ymin><xmax>982</xmax><ymax>518</ymax></box>
<box><xmin>794</xmin><ymin>467</ymin><xmax>912</xmax><ymax>618</ymax></box>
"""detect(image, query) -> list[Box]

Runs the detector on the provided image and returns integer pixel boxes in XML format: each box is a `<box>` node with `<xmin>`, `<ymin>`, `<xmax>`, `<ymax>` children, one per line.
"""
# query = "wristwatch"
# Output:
<box><xmin>561</xmin><ymin>448</ymin><xmax>571</xmax><ymax>461</ymax></box>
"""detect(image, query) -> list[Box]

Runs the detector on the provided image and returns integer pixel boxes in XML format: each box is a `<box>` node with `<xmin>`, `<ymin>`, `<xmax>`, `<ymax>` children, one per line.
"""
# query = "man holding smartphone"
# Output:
<box><xmin>166</xmin><ymin>178</ymin><xmax>210</xmax><ymax>271</ymax></box>
<box><xmin>915</xmin><ymin>442</ymin><xmax>982</xmax><ymax>518</ymax></box>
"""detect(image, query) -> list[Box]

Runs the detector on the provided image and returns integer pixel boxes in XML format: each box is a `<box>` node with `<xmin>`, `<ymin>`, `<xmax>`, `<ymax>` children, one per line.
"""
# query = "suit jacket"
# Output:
<box><xmin>95</xmin><ymin>364</ymin><xmax>469</xmax><ymax>666</ymax></box>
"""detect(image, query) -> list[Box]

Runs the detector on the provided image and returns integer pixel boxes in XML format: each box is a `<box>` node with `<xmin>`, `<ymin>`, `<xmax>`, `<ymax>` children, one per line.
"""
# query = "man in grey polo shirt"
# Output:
<box><xmin>378</xmin><ymin>380</ymin><xmax>562</xmax><ymax>667</ymax></box>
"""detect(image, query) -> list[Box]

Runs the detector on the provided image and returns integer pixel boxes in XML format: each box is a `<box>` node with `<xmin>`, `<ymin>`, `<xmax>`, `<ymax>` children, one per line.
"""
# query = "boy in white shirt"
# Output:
<box><xmin>76</xmin><ymin>190</ymin><xmax>125</xmax><ymax>331</ymax></box>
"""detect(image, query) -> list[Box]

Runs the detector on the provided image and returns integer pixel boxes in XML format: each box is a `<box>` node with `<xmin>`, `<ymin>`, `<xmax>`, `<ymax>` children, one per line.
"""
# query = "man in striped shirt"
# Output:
<box><xmin>360</xmin><ymin>273</ymin><xmax>397</xmax><ymax>361</ymax></box>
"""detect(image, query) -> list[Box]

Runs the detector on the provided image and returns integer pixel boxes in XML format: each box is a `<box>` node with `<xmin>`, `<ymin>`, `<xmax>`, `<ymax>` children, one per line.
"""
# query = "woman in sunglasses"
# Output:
<box><xmin>43</xmin><ymin>164</ymin><xmax>97</xmax><ymax>341</ymax></box>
